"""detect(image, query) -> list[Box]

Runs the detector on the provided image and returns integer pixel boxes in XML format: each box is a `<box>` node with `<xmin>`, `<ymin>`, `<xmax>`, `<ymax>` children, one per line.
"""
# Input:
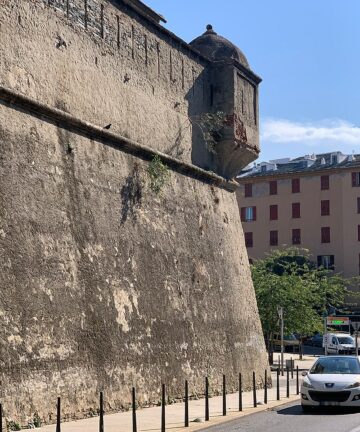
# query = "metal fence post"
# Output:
<box><xmin>56</xmin><ymin>397</ymin><xmax>61</xmax><ymax>432</ymax></box>
<box><xmin>277</xmin><ymin>368</ymin><xmax>280</xmax><ymax>400</ymax></box>
<box><xmin>291</xmin><ymin>357</ymin><xmax>294</xmax><ymax>379</ymax></box>
<box><xmin>205</xmin><ymin>377</ymin><xmax>209</xmax><ymax>421</ymax></box>
<box><xmin>296</xmin><ymin>366</ymin><xmax>299</xmax><ymax>395</ymax></box>
<box><xmin>264</xmin><ymin>370</ymin><xmax>267</xmax><ymax>404</ymax></box>
<box><xmin>132</xmin><ymin>387</ymin><xmax>137</xmax><ymax>432</ymax></box>
<box><xmin>222</xmin><ymin>375</ymin><xmax>226</xmax><ymax>416</ymax></box>
<box><xmin>184</xmin><ymin>381</ymin><xmax>189</xmax><ymax>427</ymax></box>
<box><xmin>286</xmin><ymin>368</ymin><xmax>290</xmax><ymax>398</ymax></box>
<box><xmin>0</xmin><ymin>403</ymin><xmax>3</xmax><ymax>432</ymax></box>
<box><xmin>253</xmin><ymin>371</ymin><xmax>257</xmax><ymax>408</ymax></box>
<box><xmin>161</xmin><ymin>384</ymin><xmax>166</xmax><ymax>432</ymax></box>
<box><xmin>239</xmin><ymin>373</ymin><xmax>242</xmax><ymax>412</ymax></box>
<box><xmin>99</xmin><ymin>391</ymin><xmax>104</xmax><ymax>432</ymax></box>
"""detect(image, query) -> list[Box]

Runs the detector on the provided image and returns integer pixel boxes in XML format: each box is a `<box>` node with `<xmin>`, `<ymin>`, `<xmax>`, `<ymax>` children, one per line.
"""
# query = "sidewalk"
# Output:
<box><xmin>38</xmin><ymin>356</ymin><xmax>317</xmax><ymax>432</ymax></box>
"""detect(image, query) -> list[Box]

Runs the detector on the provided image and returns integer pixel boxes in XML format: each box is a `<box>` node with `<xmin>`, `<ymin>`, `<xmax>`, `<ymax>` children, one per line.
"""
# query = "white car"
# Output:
<box><xmin>301</xmin><ymin>356</ymin><xmax>360</xmax><ymax>411</ymax></box>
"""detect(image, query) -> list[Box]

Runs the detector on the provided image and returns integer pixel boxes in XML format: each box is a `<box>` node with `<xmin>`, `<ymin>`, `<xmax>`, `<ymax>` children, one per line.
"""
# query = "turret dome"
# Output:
<box><xmin>190</xmin><ymin>25</ymin><xmax>249</xmax><ymax>68</ymax></box>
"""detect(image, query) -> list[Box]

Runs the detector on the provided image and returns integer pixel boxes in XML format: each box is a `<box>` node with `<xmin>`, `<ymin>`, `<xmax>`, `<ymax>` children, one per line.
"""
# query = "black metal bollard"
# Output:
<box><xmin>291</xmin><ymin>357</ymin><xmax>294</xmax><ymax>379</ymax></box>
<box><xmin>238</xmin><ymin>373</ymin><xmax>242</xmax><ymax>412</ymax></box>
<box><xmin>286</xmin><ymin>368</ymin><xmax>290</xmax><ymax>398</ymax></box>
<box><xmin>253</xmin><ymin>371</ymin><xmax>257</xmax><ymax>408</ymax></box>
<box><xmin>264</xmin><ymin>370</ymin><xmax>267</xmax><ymax>404</ymax></box>
<box><xmin>296</xmin><ymin>366</ymin><xmax>299</xmax><ymax>395</ymax></box>
<box><xmin>56</xmin><ymin>397</ymin><xmax>61</xmax><ymax>432</ymax></box>
<box><xmin>161</xmin><ymin>384</ymin><xmax>166</xmax><ymax>432</ymax></box>
<box><xmin>0</xmin><ymin>403</ymin><xmax>3</xmax><ymax>432</ymax></box>
<box><xmin>99</xmin><ymin>391</ymin><xmax>104</xmax><ymax>432</ymax></box>
<box><xmin>132</xmin><ymin>387</ymin><xmax>137</xmax><ymax>432</ymax></box>
<box><xmin>276</xmin><ymin>368</ymin><xmax>280</xmax><ymax>401</ymax></box>
<box><xmin>222</xmin><ymin>375</ymin><xmax>226</xmax><ymax>416</ymax></box>
<box><xmin>205</xmin><ymin>377</ymin><xmax>209</xmax><ymax>421</ymax></box>
<box><xmin>184</xmin><ymin>381</ymin><xmax>189</xmax><ymax>428</ymax></box>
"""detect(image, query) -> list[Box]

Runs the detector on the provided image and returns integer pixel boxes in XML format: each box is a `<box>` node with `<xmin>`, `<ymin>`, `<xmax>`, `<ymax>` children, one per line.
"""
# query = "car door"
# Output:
<box><xmin>329</xmin><ymin>336</ymin><xmax>338</xmax><ymax>353</ymax></box>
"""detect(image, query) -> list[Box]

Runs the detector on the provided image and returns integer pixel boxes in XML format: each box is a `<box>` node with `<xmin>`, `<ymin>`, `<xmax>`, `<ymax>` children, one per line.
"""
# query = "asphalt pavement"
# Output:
<box><xmin>201</xmin><ymin>401</ymin><xmax>360</xmax><ymax>432</ymax></box>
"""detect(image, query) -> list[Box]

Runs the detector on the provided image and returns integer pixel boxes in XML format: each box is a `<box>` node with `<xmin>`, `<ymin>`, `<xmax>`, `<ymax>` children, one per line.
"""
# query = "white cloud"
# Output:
<box><xmin>261</xmin><ymin>118</ymin><xmax>360</xmax><ymax>146</ymax></box>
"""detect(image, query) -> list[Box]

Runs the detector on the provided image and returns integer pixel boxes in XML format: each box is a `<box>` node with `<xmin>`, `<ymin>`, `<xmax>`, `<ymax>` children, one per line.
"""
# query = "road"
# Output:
<box><xmin>202</xmin><ymin>401</ymin><xmax>360</xmax><ymax>432</ymax></box>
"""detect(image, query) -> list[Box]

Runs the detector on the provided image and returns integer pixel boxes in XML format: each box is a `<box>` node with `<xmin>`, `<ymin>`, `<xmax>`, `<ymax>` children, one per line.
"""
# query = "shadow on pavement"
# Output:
<box><xmin>276</xmin><ymin>404</ymin><xmax>360</xmax><ymax>416</ymax></box>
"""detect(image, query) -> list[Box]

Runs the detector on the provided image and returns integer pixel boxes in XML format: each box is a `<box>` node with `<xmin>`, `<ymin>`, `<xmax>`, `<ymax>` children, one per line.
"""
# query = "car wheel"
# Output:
<box><xmin>301</xmin><ymin>405</ymin><xmax>312</xmax><ymax>413</ymax></box>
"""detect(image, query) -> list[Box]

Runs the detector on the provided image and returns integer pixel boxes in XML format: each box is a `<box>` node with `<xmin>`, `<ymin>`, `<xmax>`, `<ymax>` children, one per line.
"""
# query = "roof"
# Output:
<box><xmin>237</xmin><ymin>152</ymin><xmax>360</xmax><ymax>181</ymax></box>
<box><xmin>190</xmin><ymin>25</ymin><xmax>249</xmax><ymax>68</ymax></box>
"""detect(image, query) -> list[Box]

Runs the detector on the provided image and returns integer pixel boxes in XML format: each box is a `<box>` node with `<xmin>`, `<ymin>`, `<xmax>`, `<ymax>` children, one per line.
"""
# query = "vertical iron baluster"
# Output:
<box><xmin>238</xmin><ymin>373</ymin><xmax>242</xmax><ymax>412</ymax></box>
<box><xmin>99</xmin><ymin>392</ymin><xmax>104</xmax><ymax>432</ymax></box>
<box><xmin>253</xmin><ymin>372</ymin><xmax>257</xmax><ymax>408</ymax></box>
<box><xmin>132</xmin><ymin>387</ymin><xmax>137</xmax><ymax>432</ymax></box>
<box><xmin>205</xmin><ymin>377</ymin><xmax>209</xmax><ymax>421</ymax></box>
<box><xmin>286</xmin><ymin>368</ymin><xmax>290</xmax><ymax>398</ymax></box>
<box><xmin>222</xmin><ymin>375</ymin><xmax>226</xmax><ymax>416</ymax></box>
<box><xmin>296</xmin><ymin>366</ymin><xmax>299</xmax><ymax>395</ymax></box>
<box><xmin>264</xmin><ymin>370</ymin><xmax>267</xmax><ymax>404</ymax></box>
<box><xmin>161</xmin><ymin>384</ymin><xmax>165</xmax><ymax>432</ymax></box>
<box><xmin>277</xmin><ymin>368</ymin><xmax>280</xmax><ymax>401</ymax></box>
<box><xmin>184</xmin><ymin>381</ymin><xmax>189</xmax><ymax>427</ymax></box>
<box><xmin>56</xmin><ymin>397</ymin><xmax>61</xmax><ymax>432</ymax></box>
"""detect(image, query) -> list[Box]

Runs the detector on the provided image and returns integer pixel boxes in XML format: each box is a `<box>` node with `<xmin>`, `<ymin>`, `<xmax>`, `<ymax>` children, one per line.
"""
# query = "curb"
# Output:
<box><xmin>174</xmin><ymin>396</ymin><xmax>299</xmax><ymax>432</ymax></box>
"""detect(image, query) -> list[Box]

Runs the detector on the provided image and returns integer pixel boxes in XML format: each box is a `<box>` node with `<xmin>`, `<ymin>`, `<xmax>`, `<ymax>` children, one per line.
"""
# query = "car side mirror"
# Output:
<box><xmin>301</xmin><ymin>371</ymin><xmax>308</xmax><ymax>377</ymax></box>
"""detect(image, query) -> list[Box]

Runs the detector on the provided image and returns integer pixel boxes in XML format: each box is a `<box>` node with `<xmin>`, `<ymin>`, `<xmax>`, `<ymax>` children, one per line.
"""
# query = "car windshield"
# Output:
<box><xmin>310</xmin><ymin>357</ymin><xmax>360</xmax><ymax>374</ymax></box>
<box><xmin>338</xmin><ymin>337</ymin><xmax>353</xmax><ymax>344</ymax></box>
<box><xmin>284</xmin><ymin>334</ymin><xmax>296</xmax><ymax>341</ymax></box>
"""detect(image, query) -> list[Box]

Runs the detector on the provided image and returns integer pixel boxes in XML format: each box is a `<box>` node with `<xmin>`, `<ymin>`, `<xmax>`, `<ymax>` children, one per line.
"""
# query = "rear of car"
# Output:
<box><xmin>301</xmin><ymin>356</ymin><xmax>360</xmax><ymax>411</ymax></box>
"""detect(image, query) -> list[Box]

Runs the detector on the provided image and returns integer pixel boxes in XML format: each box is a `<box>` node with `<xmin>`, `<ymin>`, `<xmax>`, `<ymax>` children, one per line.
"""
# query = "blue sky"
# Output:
<box><xmin>146</xmin><ymin>0</ymin><xmax>360</xmax><ymax>162</ymax></box>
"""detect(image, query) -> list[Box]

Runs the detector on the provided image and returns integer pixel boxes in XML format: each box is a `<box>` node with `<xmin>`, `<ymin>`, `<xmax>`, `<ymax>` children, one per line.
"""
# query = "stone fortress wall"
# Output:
<box><xmin>0</xmin><ymin>0</ymin><xmax>268</xmax><ymax>426</ymax></box>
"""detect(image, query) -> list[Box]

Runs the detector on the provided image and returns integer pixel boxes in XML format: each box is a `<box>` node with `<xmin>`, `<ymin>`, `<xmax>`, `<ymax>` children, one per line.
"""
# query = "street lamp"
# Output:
<box><xmin>277</xmin><ymin>306</ymin><xmax>284</xmax><ymax>376</ymax></box>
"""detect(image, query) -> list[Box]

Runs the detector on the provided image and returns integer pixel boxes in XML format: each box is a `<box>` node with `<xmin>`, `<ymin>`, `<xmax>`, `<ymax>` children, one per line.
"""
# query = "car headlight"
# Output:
<box><xmin>346</xmin><ymin>382</ymin><xmax>360</xmax><ymax>389</ymax></box>
<box><xmin>302</xmin><ymin>380</ymin><xmax>314</xmax><ymax>389</ymax></box>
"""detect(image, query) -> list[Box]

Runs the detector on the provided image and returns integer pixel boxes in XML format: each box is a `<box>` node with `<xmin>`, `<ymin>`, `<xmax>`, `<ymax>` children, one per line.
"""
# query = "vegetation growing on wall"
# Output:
<box><xmin>191</xmin><ymin>111</ymin><xmax>226</xmax><ymax>154</ymax></box>
<box><xmin>147</xmin><ymin>155</ymin><xmax>170</xmax><ymax>195</ymax></box>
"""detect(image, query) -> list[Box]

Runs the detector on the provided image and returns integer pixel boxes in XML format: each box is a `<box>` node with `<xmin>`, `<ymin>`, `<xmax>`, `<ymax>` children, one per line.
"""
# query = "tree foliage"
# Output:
<box><xmin>252</xmin><ymin>248</ymin><xmax>357</xmax><ymax>340</ymax></box>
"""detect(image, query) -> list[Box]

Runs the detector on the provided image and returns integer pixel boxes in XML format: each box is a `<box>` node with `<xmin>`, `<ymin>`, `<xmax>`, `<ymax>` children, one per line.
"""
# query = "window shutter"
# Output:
<box><xmin>245</xmin><ymin>183</ymin><xmax>252</xmax><ymax>197</ymax></box>
<box><xmin>241</xmin><ymin>207</ymin><xmax>246</xmax><ymax>221</ymax></box>
<box><xmin>321</xmin><ymin>227</ymin><xmax>330</xmax><ymax>243</ymax></box>
<box><xmin>270</xmin><ymin>230</ymin><xmax>278</xmax><ymax>246</ymax></box>
<box><xmin>270</xmin><ymin>205</ymin><xmax>278</xmax><ymax>220</ymax></box>
<box><xmin>321</xmin><ymin>175</ymin><xmax>329</xmax><ymax>190</ymax></box>
<box><xmin>253</xmin><ymin>206</ymin><xmax>257</xmax><ymax>221</ymax></box>
<box><xmin>245</xmin><ymin>232</ymin><xmax>253</xmax><ymax>248</ymax></box>
<box><xmin>269</xmin><ymin>181</ymin><xmax>277</xmax><ymax>195</ymax></box>
<box><xmin>352</xmin><ymin>173</ymin><xmax>357</xmax><ymax>187</ymax></box>
<box><xmin>321</xmin><ymin>200</ymin><xmax>330</xmax><ymax>216</ymax></box>
<box><xmin>292</xmin><ymin>229</ymin><xmax>301</xmax><ymax>245</ymax></box>
<box><xmin>292</xmin><ymin>203</ymin><xmax>300</xmax><ymax>218</ymax></box>
<box><xmin>292</xmin><ymin>178</ymin><xmax>300</xmax><ymax>193</ymax></box>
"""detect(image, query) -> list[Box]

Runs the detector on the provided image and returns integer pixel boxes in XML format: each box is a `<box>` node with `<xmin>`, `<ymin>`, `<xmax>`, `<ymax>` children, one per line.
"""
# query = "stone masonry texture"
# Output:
<box><xmin>0</xmin><ymin>0</ymin><xmax>268</xmax><ymax>427</ymax></box>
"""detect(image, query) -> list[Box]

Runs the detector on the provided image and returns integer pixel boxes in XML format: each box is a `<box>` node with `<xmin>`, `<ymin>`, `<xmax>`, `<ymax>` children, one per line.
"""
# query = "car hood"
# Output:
<box><xmin>307</xmin><ymin>374</ymin><xmax>360</xmax><ymax>390</ymax></box>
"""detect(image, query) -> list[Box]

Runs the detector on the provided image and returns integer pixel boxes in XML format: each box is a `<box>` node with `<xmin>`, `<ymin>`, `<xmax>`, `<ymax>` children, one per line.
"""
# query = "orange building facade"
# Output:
<box><xmin>236</xmin><ymin>152</ymin><xmax>360</xmax><ymax>310</ymax></box>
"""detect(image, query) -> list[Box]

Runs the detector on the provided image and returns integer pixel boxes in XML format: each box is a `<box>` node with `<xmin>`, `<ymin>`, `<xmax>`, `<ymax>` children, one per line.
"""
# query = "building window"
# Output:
<box><xmin>352</xmin><ymin>172</ymin><xmax>360</xmax><ymax>187</ymax></box>
<box><xmin>317</xmin><ymin>255</ymin><xmax>334</xmax><ymax>270</ymax></box>
<box><xmin>292</xmin><ymin>202</ymin><xmax>301</xmax><ymax>218</ymax></box>
<box><xmin>269</xmin><ymin>204</ymin><xmax>278</xmax><ymax>221</ymax></box>
<box><xmin>245</xmin><ymin>232</ymin><xmax>253</xmax><ymax>248</ymax></box>
<box><xmin>321</xmin><ymin>175</ymin><xmax>329</xmax><ymax>190</ymax></box>
<box><xmin>245</xmin><ymin>183</ymin><xmax>253</xmax><ymax>197</ymax></box>
<box><xmin>357</xmin><ymin>197</ymin><xmax>360</xmax><ymax>214</ymax></box>
<box><xmin>292</xmin><ymin>178</ymin><xmax>300</xmax><ymax>193</ymax></box>
<box><xmin>269</xmin><ymin>180</ymin><xmax>277</xmax><ymax>195</ymax></box>
<box><xmin>249</xmin><ymin>258</ymin><xmax>253</xmax><ymax>265</ymax></box>
<box><xmin>292</xmin><ymin>229</ymin><xmax>301</xmax><ymax>245</ymax></box>
<box><xmin>241</xmin><ymin>206</ymin><xmax>256</xmax><ymax>222</ymax></box>
<box><xmin>270</xmin><ymin>230</ymin><xmax>278</xmax><ymax>246</ymax></box>
<box><xmin>321</xmin><ymin>227</ymin><xmax>331</xmax><ymax>243</ymax></box>
<box><xmin>321</xmin><ymin>200</ymin><xmax>330</xmax><ymax>216</ymax></box>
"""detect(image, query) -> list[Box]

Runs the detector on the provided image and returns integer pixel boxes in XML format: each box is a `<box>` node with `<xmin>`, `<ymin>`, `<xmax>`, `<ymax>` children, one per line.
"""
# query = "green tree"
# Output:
<box><xmin>252</xmin><ymin>248</ymin><xmax>357</xmax><ymax>353</ymax></box>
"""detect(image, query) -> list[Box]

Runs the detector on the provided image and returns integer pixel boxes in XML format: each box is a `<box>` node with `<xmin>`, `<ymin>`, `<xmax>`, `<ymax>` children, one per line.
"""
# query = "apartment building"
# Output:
<box><xmin>236</xmin><ymin>151</ymin><xmax>360</xmax><ymax>308</ymax></box>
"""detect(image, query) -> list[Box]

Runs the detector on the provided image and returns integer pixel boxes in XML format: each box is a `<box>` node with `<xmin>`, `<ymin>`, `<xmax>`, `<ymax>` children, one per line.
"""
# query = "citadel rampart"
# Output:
<box><xmin>0</xmin><ymin>0</ymin><xmax>268</xmax><ymax>426</ymax></box>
